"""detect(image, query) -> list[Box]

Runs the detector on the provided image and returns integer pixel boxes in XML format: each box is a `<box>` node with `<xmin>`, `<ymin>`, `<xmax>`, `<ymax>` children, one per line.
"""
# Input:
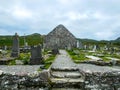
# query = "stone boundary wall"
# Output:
<box><xmin>84</xmin><ymin>71</ymin><xmax>120</xmax><ymax>90</ymax></box>
<box><xmin>0</xmin><ymin>69</ymin><xmax>120</xmax><ymax>89</ymax></box>
<box><xmin>0</xmin><ymin>70</ymin><xmax>50</xmax><ymax>89</ymax></box>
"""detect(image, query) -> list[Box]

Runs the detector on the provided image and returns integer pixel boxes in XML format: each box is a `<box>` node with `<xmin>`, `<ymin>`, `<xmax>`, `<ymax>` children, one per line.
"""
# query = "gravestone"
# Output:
<box><xmin>92</xmin><ymin>45</ymin><xmax>97</xmax><ymax>51</ymax></box>
<box><xmin>29</xmin><ymin>45</ymin><xmax>43</xmax><ymax>65</ymax></box>
<box><xmin>3</xmin><ymin>45</ymin><xmax>7</xmax><ymax>50</ymax></box>
<box><xmin>11</xmin><ymin>33</ymin><xmax>19</xmax><ymax>57</ymax></box>
<box><xmin>111</xmin><ymin>59</ymin><xmax>116</xmax><ymax>66</ymax></box>
<box><xmin>67</xmin><ymin>44</ymin><xmax>72</xmax><ymax>50</ymax></box>
<box><xmin>23</xmin><ymin>42</ymin><xmax>30</xmax><ymax>53</ymax></box>
<box><xmin>77</xmin><ymin>40</ymin><xmax>83</xmax><ymax>49</ymax></box>
<box><xmin>51</xmin><ymin>44</ymin><xmax>59</xmax><ymax>55</ymax></box>
<box><xmin>96</xmin><ymin>45</ymin><xmax>100</xmax><ymax>50</ymax></box>
<box><xmin>84</xmin><ymin>45</ymin><xmax>87</xmax><ymax>50</ymax></box>
<box><xmin>110</xmin><ymin>47</ymin><xmax>115</xmax><ymax>54</ymax></box>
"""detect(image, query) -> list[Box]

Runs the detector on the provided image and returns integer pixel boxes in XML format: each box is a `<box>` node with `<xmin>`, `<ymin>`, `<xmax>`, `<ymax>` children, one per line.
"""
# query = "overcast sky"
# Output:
<box><xmin>0</xmin><ymin>0</ymin><xmax>120</xmax><ymax>40</ymax></box>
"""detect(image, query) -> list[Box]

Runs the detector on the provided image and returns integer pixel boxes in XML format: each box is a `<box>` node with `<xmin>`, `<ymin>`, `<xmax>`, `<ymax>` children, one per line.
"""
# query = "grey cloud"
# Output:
<box><xmin>0</xmin><ymin>0</ymin><xmax>120</xmax><ymax>40</ymax></box>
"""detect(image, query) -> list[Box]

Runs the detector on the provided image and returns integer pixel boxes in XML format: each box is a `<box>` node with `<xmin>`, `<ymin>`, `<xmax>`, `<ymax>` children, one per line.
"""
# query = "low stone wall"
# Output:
<box><xmin>84</xmin><ymin>71</ymin><xmax>120</xmax><ymax>90</ymax></box>
<box><xmin>0</xmin><ymin>70</ymin><xmax>50</xmax><ymax>89</ymax></box>
<box><xmin>0</xmin><ymin>69</ymin><xmax>120</xmax><ymax>89</ymax></box>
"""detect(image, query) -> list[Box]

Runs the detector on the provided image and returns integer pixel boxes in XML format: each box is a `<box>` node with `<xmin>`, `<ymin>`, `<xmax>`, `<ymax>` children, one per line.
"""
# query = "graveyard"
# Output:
<box><xmin>0</xmin><ymin>25</ymin><xmax>120</xmax><ymax>89</ymax></box>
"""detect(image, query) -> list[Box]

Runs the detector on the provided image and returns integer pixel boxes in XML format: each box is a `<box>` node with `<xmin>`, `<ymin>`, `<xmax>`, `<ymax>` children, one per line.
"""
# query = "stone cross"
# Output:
<box><xmin>11</xmin><ymin>33</ymin><xmax>19</xmax><ymax>57</ymax></box>
<box><xmin>29</xmin><ymin>45</ymin><xmax>43</xmax><ymax>65</ymax></box>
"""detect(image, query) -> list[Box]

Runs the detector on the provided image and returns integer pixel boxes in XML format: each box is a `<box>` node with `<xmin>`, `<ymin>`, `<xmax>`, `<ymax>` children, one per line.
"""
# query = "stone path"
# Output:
<box><xmin>50</xmin><ymin>50</ymin><xmax>120</xmax><ymax>88</ymax></box>
<box><xmin>51</xmin><ymin>50</ymin><xmax>77</xmax><ymax>70</ymax></box>
<box><xmin>50</xmin><ymin>50</ymin><xmax>84</xmax><ymax>88</ymax></box>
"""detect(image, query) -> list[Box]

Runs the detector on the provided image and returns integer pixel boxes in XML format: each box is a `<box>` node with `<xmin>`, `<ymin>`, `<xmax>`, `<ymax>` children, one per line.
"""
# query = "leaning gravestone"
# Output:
<box><xmin>29</xmin><ymin>45</ymin><xmax>43</xmax><ymax>65</ymax></box>
<box><xmin>11</xmin><ymin>33</ymin><xmax>19</xmax><ymax>57</ymax></box>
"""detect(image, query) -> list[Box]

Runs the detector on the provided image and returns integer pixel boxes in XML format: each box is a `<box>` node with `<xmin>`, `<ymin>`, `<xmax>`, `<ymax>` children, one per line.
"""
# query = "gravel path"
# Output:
<box><xmin>0</xmin><ymin>65</ymin><xmax>40</xmax><ymax>74</ymax></box>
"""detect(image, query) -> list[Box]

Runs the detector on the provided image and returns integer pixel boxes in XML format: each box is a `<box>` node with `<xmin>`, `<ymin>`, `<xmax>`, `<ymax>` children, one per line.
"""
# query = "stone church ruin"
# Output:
<box><xmin>44</xmin><ymin>24</ymin><xmax>77</xmax><ymax>49</ymax></box>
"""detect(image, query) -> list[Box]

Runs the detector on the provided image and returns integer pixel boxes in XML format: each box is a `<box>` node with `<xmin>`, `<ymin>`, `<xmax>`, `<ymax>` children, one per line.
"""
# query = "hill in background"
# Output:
<box><xmin>0</xmin><ymin>33</ymin><xmax>43</xmax><ymax>46</ymax></box>
<box><xmin>0</xmin><ymin>33</ymin><xmax>119</xmax><ymax>47</ymax></box>
<box><xmin>116</xmin><ymin>37</ymin><xmax>120</xmax><ymax>41</ymax></box>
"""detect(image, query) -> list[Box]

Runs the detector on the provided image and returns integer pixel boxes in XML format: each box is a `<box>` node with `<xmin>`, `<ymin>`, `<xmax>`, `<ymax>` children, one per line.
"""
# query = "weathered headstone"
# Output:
<box><xmin>110</xmin><ymin>47</ymin><xmax>115</xmax><ymax>54</ymax></box>
<box><xmin>77</xmin><ymin>40</ymin><xmax>83</xmax><ymax>49</ymax></box>
<box><xmin>11</xmin><ymin>33</ymin><xmax>19</xmax><ymax>57</ymax></box>
<box><xmin>3</xmin><ymin>45</ymin><xmax>7</xmax><ymax>50</ymax></box>
<box><xmin>84</xmin><ymin>45</ymin><xmax>87</xmax><ymax>50</ymax></box>
<box><xmin>111</xmin><ymin>59</ymin><xmax>116</xmax><ymax>66</ymax></box>
<box><xmin>92</xmin><ymin>45</ymin><xmax>97</xmax><ymax>51</ymax></box>
<box><xmin>67</xmin><ymin>44</ymin><xmax>72</xmax><ymax>50</ymax></box>
<box><xmin>51</xmin><ymin>44</ymin><xmax>59</xmax><ymax>55</ymax></box>
<box><xmin>29</xmin><ymin>45</ymin><xmax>43</xmax><ymax>65</ymax></box>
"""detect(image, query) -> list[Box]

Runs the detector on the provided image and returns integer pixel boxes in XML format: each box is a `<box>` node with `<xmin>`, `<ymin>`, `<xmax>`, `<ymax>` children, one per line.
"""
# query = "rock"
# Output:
<box><xmin>73</xmin><ymin>50</ymin><xmax>80</xmax><ymax>55</ymax></box>
<box><xmin>15</xmin><ymin>60</ymin><xmax>24</xmax><ymax>65</ymax></box>
<box><xmin>0</xmin><ymin>70</ymin><xmax>3</xmax><ymax>75</ymax></box>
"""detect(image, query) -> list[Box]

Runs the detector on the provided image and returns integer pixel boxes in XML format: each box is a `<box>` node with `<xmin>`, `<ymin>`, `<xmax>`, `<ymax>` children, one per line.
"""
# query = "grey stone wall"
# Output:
<box><xmin>0</xmin><ymin>70</ymin><xmax>119</xmax><ymax>89</ymax></box>
<box><xmin>0</xmin><ymin>70</ymin><xmax>50</xmax><ymax>89</ymax></box>
<box><xmin>44</xmin><ymin>24</ymin><xmax>77</xmax><ymax>49</ymax></box>
<box><xmin>84</xmin><ymin>71</ymin><xmax>120</xmax><ymax>90</ymax></box>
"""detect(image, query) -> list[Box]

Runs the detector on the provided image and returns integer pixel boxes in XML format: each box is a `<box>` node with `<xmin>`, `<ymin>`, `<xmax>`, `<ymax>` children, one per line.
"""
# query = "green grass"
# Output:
<box><xmin>8</xmin><ymin>59</ymin><xmax>16</xmax><ymax>65</ymax></box>
<box><xmin>44</xmin><ymin>55</ymin><xmax>56</xmax><ymax>69</ymax></box>
<box><xmin>18</xmin><ymin>53</ymin><xmax>30</xmax><ymax>64</ymax></box>
<box><xmin>67</xmin><ymin>50</ymin><xmax>89</xmax><ymax>63</ymax></box>
<box><xmin>67</xmin><ymin>49</ymin><xmax>120</xmax><ymax>63</ymax></box>
<box><xmin>8</xmin><ymin>53</ymin><xmax>30</xmax><ymax>65</ymax></box>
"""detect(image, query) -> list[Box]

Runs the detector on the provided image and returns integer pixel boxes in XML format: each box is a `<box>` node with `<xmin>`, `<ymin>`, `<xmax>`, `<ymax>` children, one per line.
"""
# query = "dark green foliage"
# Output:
<box><xmin>0</xmin><ymin>36</ymin><xmax>12</xmax><ymax>46</ymax></box>
<box><xmin>77</xmin><ymin>38</ymin><xmax>120</xmax><ymax>47</ymax></box>
<box><xmin>0</xmin><ymin>33</ymin><xmax>43</xmax><ymax>46</ymax></box>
